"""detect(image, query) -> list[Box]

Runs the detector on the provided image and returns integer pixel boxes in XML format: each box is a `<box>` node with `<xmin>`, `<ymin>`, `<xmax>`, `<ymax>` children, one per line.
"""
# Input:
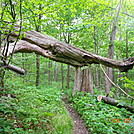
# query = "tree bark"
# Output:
<box><xmin>105</xmin><ymin>0</ymin><xmax>123</xmax><ymax>93</ymax></box>
<box><xmin>67</xmin><ymin>65</ymin><xmax>70</xmax><ymax>89</ymax></box>
<box><xmin>36</xmin><ymin>54</ymin><xmax>40</xmax><ymax>86</ymax></box>
<box><xmin>0</xmin><ymin>60</ymin><xmax>25</xmax><ymax>75</ymax></box>
<box><xmin>80</xmin><ymin>68</ymin><xmax>94</xmax><ymax>94</ymax></box>
<box><xmin>61</xmin><ymin>63</ymin><xmax>64</xmax><ymax>89</ymax></box>
<box><xmin>73</xmin><ymin>67</ymin><xmax>81</xmax><ymax>96</ymax></box>
<box><xmin>48</xmin><ymin>61</ymin><xmax>52</xmax><ymax>85</ymax></box>
<box><xmin>93</xmin><ymin>26</ymin><xmax>99</xmax><ymax>89</ymax></box>
<box><xmin>97</xmin><ymin>95</ymin><xmax>134</xmax><ymax>113</ymax></box>
<box><xmin>1</xmin><ymin>28</ymin><xmax>134</xmax><ymax>74</ymax></box>
<box><xmin>54</xmin><ymin>62</ymin><xmax>58</xmax><ymax>82</ymax></box>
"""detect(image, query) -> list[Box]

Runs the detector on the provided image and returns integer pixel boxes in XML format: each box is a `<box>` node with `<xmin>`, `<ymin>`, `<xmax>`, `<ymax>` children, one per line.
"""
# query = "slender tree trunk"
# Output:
<box><xmin>22</xmin><ymin>53</ymin><xmax>25</xmax><ymax>84</ymax></box>
<box><xmin>125</xmin><ymin>31</ymin><xmax>128</xmax><ymax>59</ymax></box>
<box><xmin>0</xmin><ymin>30</ymin><xmax>4</xmax><ymax>88</ymax></box>
<box><xmin>0</xmin><ymin>35</ymin><xmax>10</xmax><ymax>88</ymax></box>
<box><xmin>67</xmin><ymin>65</ymin><xmax>70</xmax><ymax>89</ymax></box>
<box><xmin>73</xmin><ymin>67</ymin><xmax>81</xmax><ymax>96</ymax></box>
<box><xmin>48</xmin><ymin>61</ymin><xmax>52</xmax><ymax>85</ymax></box>
<box><xmin>63</xmin><ymin>31</ymin><xmax>71</xmax><ymax>89</ymax></box>
<box><xmin>93</xmin><ymin>26</ymin><xmax>99</xmax><ymax>88</ymax></box>
<box><xmin>125</xmin><ymin>30</ymin><xmax>128</xmax><ymax>77</ymax></box>
<box><xmin>36</xmin><ymin>55</ymin><xmax>40</xmax><ymax>86</ymax></box>
<box><xmin>0</xmin><ymin>69</ymin><xmax>5</xmax><ymax>88</ymax></box>
<box><xmin>35</xmin><ymin>5</ymin><xmax>42</xmax><ymax>86</ymax></box>
<box><xmin>105</xmin><ymin>0</ymin><xmax>123</xmax><ymax>94</ymax></box>
<box><xmin>61</xmin><ymin>63</ymin><xmax>64</xmax><ymax>89</ymax></box>
<box><xmin>54</xmin><ymin>62</ymin><xmax>58</xmax><ymax>82</ymax></box>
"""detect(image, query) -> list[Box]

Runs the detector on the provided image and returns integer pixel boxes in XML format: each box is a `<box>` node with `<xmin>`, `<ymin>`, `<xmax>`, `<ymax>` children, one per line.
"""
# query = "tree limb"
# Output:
<box><xmin>1</xmin><ymin>29</ymin><xmax>134</xmax><ymax>73</ymax></box>
<box><xmin>0</xmin><ymin>60</ymin><xmax>25</xmax><ymax>75</ymax></box>
<box><xmin>97</xmin><ymin>95</ymin><xmax>134</xmax><ymax>113</ymax></box>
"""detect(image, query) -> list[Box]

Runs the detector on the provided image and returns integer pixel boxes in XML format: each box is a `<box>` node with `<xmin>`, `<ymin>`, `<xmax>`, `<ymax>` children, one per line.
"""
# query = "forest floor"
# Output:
<box><xmin>62</xmin><ymin>98</ymin><xmax>91</xmax><ymax>134</ymax></box>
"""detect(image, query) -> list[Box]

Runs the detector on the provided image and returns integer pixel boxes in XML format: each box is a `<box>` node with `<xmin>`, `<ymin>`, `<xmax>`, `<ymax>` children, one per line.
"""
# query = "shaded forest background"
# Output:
<box><xmin>1</xmin><ymin>0</ymin><xmax>133</xmax><ymax>96</ymax></box>
<box><xmin>0</xmin><ymin>0</ymin><xmax>134</xmax><ymax>133</ymax></box>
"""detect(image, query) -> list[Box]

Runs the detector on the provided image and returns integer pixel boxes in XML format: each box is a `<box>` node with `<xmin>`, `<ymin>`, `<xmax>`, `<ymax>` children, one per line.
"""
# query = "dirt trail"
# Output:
<box><xmin>63</xmin><ymin>98</ymin><xmax>91</xmax><ymax>134</ymax></box>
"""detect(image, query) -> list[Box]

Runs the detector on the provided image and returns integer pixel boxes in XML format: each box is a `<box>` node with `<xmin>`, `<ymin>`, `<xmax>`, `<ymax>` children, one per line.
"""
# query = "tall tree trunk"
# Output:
<box><xmin>67</xmin><ymin>65</ymin><xmax>70</xmax><ymax>89</ymax></box>
<box><xmin>54</xmin><ymin>62</ymin><xmax>58</xmax><ymax>82</ymax></box>
<box><xmin>61</xmin><ymin>63</ymin><xmax>64</xmax><ymax>89</ymax></box>
<box><xmin>105</xmin><ymin>0</ymin><xmax>123</xmax><ymax>94</ymax></box>
<box><xmin>0</xmin><ymin>35</ymin><xmax>10</xmax><ymax>88</ymax></box>
<box><xmin>73</xmin><ymin>67</ymin><xmax>81</xmax><ymax>96</ymax></box>
<box><xmin>0</xmin><ymin>30</ymin><xmax>4</xmax><ymax>88</ymax></box>
<box><xmin>0</xmin><ymin>69</ymin><xmax>5</xmax><ymax>88</ymax></box>
<box><xmin>125</xmin><ymin>31</ymin><xmax>128</xmax><ymax>59</ymax></box>
<box><xmin>93</xmin><ymin>26</ymin><xmax>99</xmax><ymax>88</ymax></box>
<box><xmin>125</xmin><ymin>30</ymin><xmax>128</xmax><ymax>78</ymax></box>
<box><xmin>48</xmin><ymin>61</ymin><xmax>52</xmax><ymax>85</ymax></box>
<box><xmin>80</xmin><ymin>68</ymin><xmax>94</xmax><ymax>94</ymax></box>
<box><xmin>73</xmin><ymin>67</ymin><xmax>94</xmax><ymax>95</ymax></box>
<box><xmin>63</xmin><ymin>32</ymin><xmax>71</xmax><ymax>89</ymax></box>
<box><xmin>36</xmin><ymin>54</ymin><xmax>40</xmax><ymax>86</ymax></box>
<box><xmin>35</xmin><ymin>4</ymin><xmax>42</xmax><ymax>86</ymax></box>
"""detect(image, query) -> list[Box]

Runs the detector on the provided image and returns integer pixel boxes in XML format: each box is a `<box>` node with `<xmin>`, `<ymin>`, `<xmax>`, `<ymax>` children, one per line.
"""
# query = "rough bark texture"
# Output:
<box><xmin>0</xmin><ymin>60</ymin><xmax>25</xmax><ymax>75</ymax></box>
<box><xmin>67</xmin><ymin>65</ymin><xmax>70</xmax><ymax>89</ymax></box>
<box><xmin>1</xmin><ymin>29</ymin><xmax>134</xmax><ymax>74</ymax></box>
<box><xmin>73</xmin><ymin>67</ymin><xmax>81</xmax><ymax>96</ymax></box>
<box><xmin>80</xmin><ymin>68</ymin><xmax>94</xmax><ymax>94</ymax></box>
<box><xmin>98</xmin><ymin>95</ymin><xmax>134</xmax><ymax>113</ymax></box>
<box><xmin>36</xmin><ymin>54</ymin><xmax>40</xmax><ymax>86</ymax></box>
<box><xmin>54</xmin><ymin>62</ymin><xmax>58</xmax><ymax>82</ymax></box>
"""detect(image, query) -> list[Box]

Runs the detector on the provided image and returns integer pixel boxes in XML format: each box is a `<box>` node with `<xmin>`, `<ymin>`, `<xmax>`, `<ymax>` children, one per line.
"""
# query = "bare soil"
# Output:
<box><xmin>63</xmin><ymin>98</ymin><xmax>91</xmax><ymax>134</ymax></box>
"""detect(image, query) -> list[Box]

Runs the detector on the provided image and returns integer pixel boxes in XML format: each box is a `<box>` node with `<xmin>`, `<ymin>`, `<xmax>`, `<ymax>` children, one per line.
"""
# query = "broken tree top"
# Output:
<box><xmin>1</xmin><ymin>27</ymin><xmax>134</xmax><ymax>74</ymax></box>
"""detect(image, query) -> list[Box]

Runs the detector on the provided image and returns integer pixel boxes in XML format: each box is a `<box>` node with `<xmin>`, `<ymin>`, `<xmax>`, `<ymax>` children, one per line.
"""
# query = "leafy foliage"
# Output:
<box><xmin>0</xmin><ymin>0</ymin><xmax>134</xmax><ymax>133</ymax></box>
<box><xmin>0</xmin><ymin>85</ymin><xmax>73</xmax><ymax>134</ymax></box>
<box><xmin>71</xmin><ymin>92</ymin><xmax>134</xmax><ymax>134</ymax></box>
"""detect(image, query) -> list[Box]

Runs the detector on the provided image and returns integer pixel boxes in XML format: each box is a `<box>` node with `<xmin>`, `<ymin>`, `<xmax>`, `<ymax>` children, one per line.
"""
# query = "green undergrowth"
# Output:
<box><xmin>70</xmin><ymin>92</ymin><xmax>134</xmax><ymax>134</ymax></box>
<box><xmin>0</xmin><ymin>85</ymin><xmax>73</xmax><ymax>134</ymax></box>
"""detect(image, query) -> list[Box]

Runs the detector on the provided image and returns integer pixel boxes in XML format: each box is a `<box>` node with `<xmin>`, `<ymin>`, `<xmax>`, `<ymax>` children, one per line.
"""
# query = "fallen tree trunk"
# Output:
<box><xmin>0</xmin><ymin>60</ymin><xmax>25</xmax><ymax>75</ymax></box>
<box><xmin>97</xmin><ymin>95</ymin><xmax>134</xmax><ymax>113</ymax></box>
<box><xmin>1</xmin><ymin>28</ymin><xmax>134</xmax><ymax>73</ymax></box>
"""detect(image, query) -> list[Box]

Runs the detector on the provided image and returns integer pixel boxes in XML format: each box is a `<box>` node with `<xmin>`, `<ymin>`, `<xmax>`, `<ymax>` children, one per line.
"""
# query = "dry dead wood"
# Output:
<box><xmin>1</xmin><ymin>28</ymin><xmax>134</xmax><ymax>74</ymax></box>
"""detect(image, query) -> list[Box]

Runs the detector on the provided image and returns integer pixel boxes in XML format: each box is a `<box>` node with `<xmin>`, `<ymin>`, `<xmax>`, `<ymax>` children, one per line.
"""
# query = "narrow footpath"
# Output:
<box><xmin>63</xmin><ymin>98</ymin><xmax>91</xmax><ymax>134</ymax></box>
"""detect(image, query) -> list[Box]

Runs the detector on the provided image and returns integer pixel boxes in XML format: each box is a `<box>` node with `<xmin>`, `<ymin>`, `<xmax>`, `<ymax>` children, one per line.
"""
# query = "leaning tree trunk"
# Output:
<box><xmin>97</xmin><ymin>95</ymin><xmax>134</xmax><ymax>113</ymax></box>
<box><xmin>1</xmin><ymin>26</ymin><xmax>134</xmax><ymax>74</ymax></box>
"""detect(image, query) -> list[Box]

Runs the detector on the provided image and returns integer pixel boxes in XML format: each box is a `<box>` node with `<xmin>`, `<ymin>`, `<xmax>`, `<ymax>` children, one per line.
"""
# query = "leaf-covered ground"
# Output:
<box><xmin>70</xmin><ymin>92</ymin><xmax>134</xmax><ymax>134</ymax></box>
<box><xmin>0</xmin><ymin>85</ymin><xmax>73</xmax><ymax>134</ymax></box>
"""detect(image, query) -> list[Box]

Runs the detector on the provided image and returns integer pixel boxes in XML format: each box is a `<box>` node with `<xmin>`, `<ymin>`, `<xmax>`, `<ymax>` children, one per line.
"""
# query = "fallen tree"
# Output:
<box><xmin>0</xmin><ymin>60</ymin><xmax>25</xmax><ymax>75</ymax></box>
<box><xmin>1</xmin><ymin>28</ymin><xmax>134</xmax><ymax>74</ymax></box>
<box><xmin>97</xmin><ymin>95</ymin><xmax>134</xmax><ymax>113</ymax></box>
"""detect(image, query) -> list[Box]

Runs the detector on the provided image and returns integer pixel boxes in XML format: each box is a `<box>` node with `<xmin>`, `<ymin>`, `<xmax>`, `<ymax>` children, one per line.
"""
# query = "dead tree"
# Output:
<box><xmin>0</xmin><ymin>28</ymin><xmax>134</xmax><ymax>75</ymax></box>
